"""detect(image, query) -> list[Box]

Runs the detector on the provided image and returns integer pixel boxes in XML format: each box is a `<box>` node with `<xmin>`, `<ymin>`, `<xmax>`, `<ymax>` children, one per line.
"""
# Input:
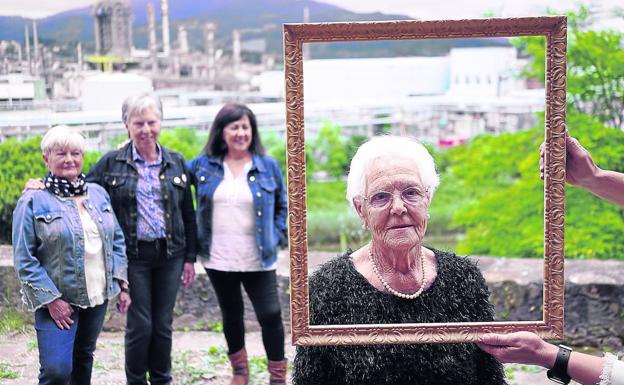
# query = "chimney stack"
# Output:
<box><xmin>177</xmin><ymin>25</ymin><xmax>189</xmax><ymax>54</ymax></box>
<box><xmin>24</xmin><ymin>23</ymin><xmax>31</xmax><ymax>74</ymax></box>
<box><xmin>77</xmin><ymin>42</ymin><xmax>83</xmax><ymax>71</ymax></box>
<box><xmin>160</xmin><ymin>0</ymin><xmax>171</xmax><ymax>56</ymax></box>
<box><xmin>32</xmin><ymin>20</ymin><xmax>40</xmax><ymax>76</ymax></box>
<box><xmin>204</xmin><ymin>23</ymin><xmax>216</xmax><ymax>84</ymax></box>
<box><xmin>147</xmin><ymin>3</ymin><xmax>158</xmax><ymax>71</ymax></box>
<box><xmin>232</xmin><ymin>29</ymin><xmax>241</xmax><ymax>70</ymax></box>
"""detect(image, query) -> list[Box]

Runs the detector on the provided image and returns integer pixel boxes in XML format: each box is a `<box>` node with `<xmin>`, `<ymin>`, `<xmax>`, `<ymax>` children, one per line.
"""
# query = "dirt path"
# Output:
<box><xmin>0</xmin><ymin>330</ymin><xmax>296</xmax><ymax>385</ymax></box>
<box><xmin>0</xmin><ymin>329</ymin><xmax>559</xmax><ymax>385</ymax></box>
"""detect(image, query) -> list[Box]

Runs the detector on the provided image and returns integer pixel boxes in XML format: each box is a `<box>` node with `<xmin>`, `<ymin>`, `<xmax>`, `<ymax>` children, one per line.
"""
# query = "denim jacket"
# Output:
<box><xmin>12</xmin><ymin>184</ymin><xmax>127</xmax><ymax>311</ymax></box>
<box><xmin>187</xmin><ymin>153</ymin><xmax>288</xmax><ymax>269</ymax></box>
<box><xmin>86</xmin><ymin>141</ymin><xmax>197</xmax><ymax>262</ymax></box>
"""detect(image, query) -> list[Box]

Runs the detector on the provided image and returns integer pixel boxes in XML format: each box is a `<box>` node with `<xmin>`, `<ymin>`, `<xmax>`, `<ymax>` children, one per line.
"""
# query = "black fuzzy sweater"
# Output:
<box><xmin>292</xmin><ymin>249</ymin><xmax>507</xmax><ymax>385</ymax></box>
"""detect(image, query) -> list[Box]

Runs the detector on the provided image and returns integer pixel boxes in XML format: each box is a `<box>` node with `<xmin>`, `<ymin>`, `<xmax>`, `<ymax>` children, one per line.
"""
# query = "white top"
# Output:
<box><xmin>600</xmin><ymin>353</ymin><xmax>624</xmax><ymax>385</ymax></box>
<box><xmin>79</xmin><ymin>209</ymin><xmax>107</xmax><ymax>307</ymax></box>
<box><xmin>203</xmin><ymin>161</ymin><xmax>273</xmax><ymax>271</ymax></box>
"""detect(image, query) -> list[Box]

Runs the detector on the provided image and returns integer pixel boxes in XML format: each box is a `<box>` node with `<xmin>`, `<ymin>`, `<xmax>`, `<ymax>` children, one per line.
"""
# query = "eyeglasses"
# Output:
<box><xmin>363</xmin><ymin>186</ymin><xmax>429</xmax><ymax>208</ymax></box>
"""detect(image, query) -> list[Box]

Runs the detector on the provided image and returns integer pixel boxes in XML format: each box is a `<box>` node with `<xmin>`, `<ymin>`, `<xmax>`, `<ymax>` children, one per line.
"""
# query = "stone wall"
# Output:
<box><xmin>2</xmin><ymin>247</ymin><xmax>624</xmax><ymax>349</ymax></box>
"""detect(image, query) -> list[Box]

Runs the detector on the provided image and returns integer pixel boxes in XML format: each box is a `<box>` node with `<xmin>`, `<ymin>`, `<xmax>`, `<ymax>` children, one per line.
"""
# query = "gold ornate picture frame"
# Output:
<box><xmin>283</xmin><ymin>16</ymin><xmax>567</xmax><ymax>345</ymax></box>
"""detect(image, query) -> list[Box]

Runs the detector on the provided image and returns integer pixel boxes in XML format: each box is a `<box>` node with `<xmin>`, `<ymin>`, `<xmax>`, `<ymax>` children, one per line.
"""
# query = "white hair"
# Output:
<box><xmin>121</xmin><ymin>93</ymin><xmax>162</xmax><ymax>125</ymax></box>
<box><xmin>40</xmin><ymin>125</ymin><xmax>86</xmax><ymax>155</ymax></box>
<box><xmin>346</xmin><ymin>135</ymin><xmax>440</xmax><ymax>207</ymax></box>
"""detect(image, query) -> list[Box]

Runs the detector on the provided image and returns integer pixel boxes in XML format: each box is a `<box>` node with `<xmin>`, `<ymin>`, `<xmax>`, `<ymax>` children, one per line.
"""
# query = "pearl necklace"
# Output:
<box><xmin>368</xmin><ymin>242</ymin><xmax>427</xmax><ymax>299</ymax></box>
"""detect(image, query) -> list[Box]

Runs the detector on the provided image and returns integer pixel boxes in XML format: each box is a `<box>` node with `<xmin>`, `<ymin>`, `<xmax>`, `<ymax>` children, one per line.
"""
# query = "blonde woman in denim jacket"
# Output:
<box><xmin>13</xmin><ymin>125</ymin><xmax>130</xmax><ymax>385</ymax></box>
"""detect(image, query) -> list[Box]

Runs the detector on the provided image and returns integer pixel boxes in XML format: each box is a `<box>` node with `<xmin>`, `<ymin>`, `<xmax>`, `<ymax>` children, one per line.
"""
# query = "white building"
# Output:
<box><xmin>0</xmin><ymin>74</ymin><xmax>45</xmax><ymax>102</ymax></box>
<box><xmin>81</xmin><ymin>72</ymin><xmax>153</xmax><ymax>111</ymax></box>
<box><xmin>253</xmin><ymin>46</ymin><xmax>543</xmax><ymax>145</ymax></box>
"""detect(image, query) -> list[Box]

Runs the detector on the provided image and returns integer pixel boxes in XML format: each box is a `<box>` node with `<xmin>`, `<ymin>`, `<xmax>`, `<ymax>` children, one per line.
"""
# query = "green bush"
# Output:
<box><xmin>0</xmin><ymin>137</ymin><xmax>47</xmax><ymax>242</ymax></box>
<box><xmin>0</xmin><ymin>136</ymin><xmax>100</xmax><ymax>243</ymax></box>
<box><xmin>435</xmin><ymin>112</ymin><xmax>624</xmax><ymax>259</ymax></box>
<box><xmin>263</xmin><ymin>131</ymin><xmax>317</xmax><ymax>181</ymax></box>
<box><xmin>306</xmin><ymin>180</ymin><xmax>368</xmax><ymax>250</ymax></box>
<box><xmin>159</xmin><ymin>127</ymin><xmax>207</xmax><ymax>160</ymax></box>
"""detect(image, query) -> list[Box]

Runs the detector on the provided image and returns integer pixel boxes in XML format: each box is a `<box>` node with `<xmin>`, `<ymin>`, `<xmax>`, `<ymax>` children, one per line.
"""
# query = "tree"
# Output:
<box><xmin>513</xmin><ymin>6</ymin><xmax>624</xmax><ymax>128</ymax></box>
<box><xmin>157</xmin><ymin>127</ymin><xmax>206</xmax><ymax>160</ymax></box>
<box><xmin>438</xmin><ymin>111</ymin><xmax>624</xmax><ymax>259</ymax></box>
<box><xmin>439</xmin><ymin>7</ymin><xmax>624</xmax><ymax>259</ymax></box>
<box><xmin>310</xmin><ymin>121</ymin><xmax>348</xmax><ymax>179</ymax></box>
<box><xmin>263</xmin><ymin>131</ymin><xmax>316</xmax><ymax>181</ymax></box>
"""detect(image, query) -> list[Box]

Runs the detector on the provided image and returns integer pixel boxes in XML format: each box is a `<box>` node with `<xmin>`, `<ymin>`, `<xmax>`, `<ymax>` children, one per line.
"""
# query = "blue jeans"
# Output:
<box><xmin>125</xmin><ymin>239</ymin><xmax>184</xmax><ymax>385</ymax></box>
<box><xmin>35</xmin><ymin>301</ymin><xmax>108</xmax><ymax>385</ymax></box>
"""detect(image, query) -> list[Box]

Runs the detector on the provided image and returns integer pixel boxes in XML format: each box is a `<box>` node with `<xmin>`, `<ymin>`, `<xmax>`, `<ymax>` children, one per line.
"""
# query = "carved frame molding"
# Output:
<box><xmin>283</xmin><ymin>16</ymin><xmax>567</xmax><ymax>345</ymax></box>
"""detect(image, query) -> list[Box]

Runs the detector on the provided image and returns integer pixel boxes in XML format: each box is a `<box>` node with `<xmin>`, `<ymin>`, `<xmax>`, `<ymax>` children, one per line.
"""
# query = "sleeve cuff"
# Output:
<box><xmin>20</xmin><ymin>282</ymin><xmax>62</xmax><ymax>312</ymax></box>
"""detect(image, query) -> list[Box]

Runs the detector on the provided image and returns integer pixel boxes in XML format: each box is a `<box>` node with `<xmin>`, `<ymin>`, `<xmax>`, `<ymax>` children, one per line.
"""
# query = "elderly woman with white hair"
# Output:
<box><xmin>13</xmin><ymin>125</ymin><xmax>130</xmax><ymax>385</ymax></box>
<box><xmin>292</xmin><ymin>136</ymin><xmax>506</xmax><ymax>385</ymax></box>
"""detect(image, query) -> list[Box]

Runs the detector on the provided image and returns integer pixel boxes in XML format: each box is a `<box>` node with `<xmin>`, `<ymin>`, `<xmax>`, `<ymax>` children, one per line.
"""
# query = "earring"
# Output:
<box><xmin>362</xmin><ymin>222</ymin><xmax>368</xmax><ymax>230</ymax></box>
<box><xmin>426</xmin><ymin>213</ymin><xmax>431</xmax><ymax>219</ymax></box>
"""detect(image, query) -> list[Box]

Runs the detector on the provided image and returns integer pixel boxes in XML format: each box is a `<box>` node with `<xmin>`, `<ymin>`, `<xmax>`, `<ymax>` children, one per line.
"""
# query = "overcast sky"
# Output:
<box><xmin>0</xmin><ymin>0</ymin><xmax>620</xmax><ymax>19</ymax></box>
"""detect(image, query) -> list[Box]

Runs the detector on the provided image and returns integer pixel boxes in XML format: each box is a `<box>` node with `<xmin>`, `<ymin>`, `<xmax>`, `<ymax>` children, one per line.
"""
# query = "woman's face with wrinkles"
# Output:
<box><xmin>358</xmin><ymin>156</ymin><xmax>430</xmax><ymax>252</ymax></box>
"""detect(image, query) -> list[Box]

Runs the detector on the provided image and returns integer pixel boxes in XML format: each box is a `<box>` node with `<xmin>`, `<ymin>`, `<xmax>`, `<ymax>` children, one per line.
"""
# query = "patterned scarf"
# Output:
<box><xmin>44</xmin><ymin>172</ymin><xmax>88</xmax><ymax>197</ymax></box>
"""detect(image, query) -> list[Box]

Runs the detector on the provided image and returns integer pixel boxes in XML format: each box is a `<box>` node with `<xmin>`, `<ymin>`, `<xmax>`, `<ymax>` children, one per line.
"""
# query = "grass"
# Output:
<box><xmin>504</xmin><ymin>363</ymin><xmax>548</xmax><ymax>385</ymax></box>
<box><xmin>307</xmin><ymin>180</ymin><xmax>348</xmax><ymax>212</ymax></box>
<box><xmin>171</xmin><ymin>345</ymin><xmax>274</xmax><ymax>385</ymax></box>
<box><xmin>0</xmin><ymin>362</ymin><xmax>18</xmax><ymax>380</ymax></box>
<box><xmin>26</xmin><ymin>337</ymin><xmax>38</xmax><ymax>351</ymax></box>
<box><xmin>0</xmin><ymin>308</ymin><xmax>29</xmax><ymax>334</ymax></box>
<box><xmin>173</xmin><ymin>350</ymin><xmax>214</xmax><ymax>385</ymax></box>
<box><xmin>248</xmin><ymin>356</ymin><xmax>269</xmax><ymax>385</ymax></box>
<box><xmin>207</xmin><ymin>321</ymin><xmax>224</xmax><ymax>333</ymax></box>
<box><xmin>173</xmin><ymin>345</ymin><xmax>230</xmax><ymax>385</ymax></box>
<box><xmin>185</xmin><ymin>320</ymin><xmax>223</xmax><ymax>332</ymax></box>
<box><xmin>504</xmin><ymin>366</ymin><xmax>516</xmax><ymax>383</ymax></box>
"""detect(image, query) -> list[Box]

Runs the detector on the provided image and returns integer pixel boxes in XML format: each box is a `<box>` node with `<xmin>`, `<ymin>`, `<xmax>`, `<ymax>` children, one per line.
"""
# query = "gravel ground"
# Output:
<box><xmin>0</xmin><ymin>330</ymin><xmax>296</xmax><ymax>385</ymax></box>
<box><xmin>0</xmin><ymin>329</ymin><xmax>565</xmax><ymax>385</ymax></box>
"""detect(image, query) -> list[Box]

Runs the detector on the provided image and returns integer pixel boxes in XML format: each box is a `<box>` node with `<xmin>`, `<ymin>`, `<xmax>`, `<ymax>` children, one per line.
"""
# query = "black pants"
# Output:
<box><xmin>125</xmin><ymin>239</ymin><xmax>184</xmax><ymax>385</ymax></box>
<box><xmin>207</xmin><ymin>269</ymin><xmax>285</xmax><ymax>361</ymax></box>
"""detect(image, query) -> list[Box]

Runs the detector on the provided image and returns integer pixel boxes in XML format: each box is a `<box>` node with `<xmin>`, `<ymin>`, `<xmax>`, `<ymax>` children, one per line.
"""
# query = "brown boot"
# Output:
<box><xmin>268</xmin><ymin>359</ymin><xmax>288</xmax><ymax>385</ymax></box>
<box><xmin>228</xmin><ymin>348</ymin><xmax>249</xmax><ymax>385</ymax></box>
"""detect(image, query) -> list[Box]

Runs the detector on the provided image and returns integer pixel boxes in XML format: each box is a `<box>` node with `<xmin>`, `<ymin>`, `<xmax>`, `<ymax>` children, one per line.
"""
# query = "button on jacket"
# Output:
<box><xmin>86</xmin><ymin>141</ymin><xmax>197</xmax><ymax>262</ymax></box>
<box><xmin>12</xmin><ymin>184</ymin><xmax>127</xmax><ymax>311</ymax></box>
<box><xmin>187</xmin><ymin>153</ymin><xmax>287</xmax><ymax>269</ymax></box>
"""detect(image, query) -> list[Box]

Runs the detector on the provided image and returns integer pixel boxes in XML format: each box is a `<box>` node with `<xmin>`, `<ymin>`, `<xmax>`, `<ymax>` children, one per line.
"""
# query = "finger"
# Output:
<box><xmin>566</xmin><ymin>134</ymin><xmax>584</xmax><ymax>153</ymax></box>
<box><xmin>477</xmin><ymin>344</ymin><xmax>511</xmax><ymax>361</ymax></box>
<box><xmin>476</xmin><ymin>342</ymin><xmax>497</xmax><ymax>354</ymax></box>
<box><xmin>478</xmin><ymin>333</ymin><xmax>507</xmax><ymax>346</ymax></box>
<box><xmin>182</xmin><ymin>269</ymin><xmax>193</xmax><ymax>287</ymax></box>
